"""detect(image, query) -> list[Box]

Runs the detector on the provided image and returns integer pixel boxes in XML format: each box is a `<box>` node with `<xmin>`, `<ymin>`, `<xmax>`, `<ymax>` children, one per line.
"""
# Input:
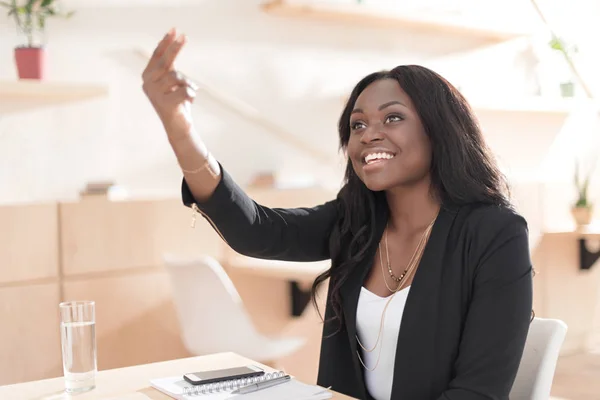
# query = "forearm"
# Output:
<box><xmin>180</xmin><ymin>163</ymin><xmax>338</xmax><ymax>262</ymax></box>
<box><xmin>168</xmin><ymin>126</ymin><xmax>221</xmax><ymax>203</ymax></box>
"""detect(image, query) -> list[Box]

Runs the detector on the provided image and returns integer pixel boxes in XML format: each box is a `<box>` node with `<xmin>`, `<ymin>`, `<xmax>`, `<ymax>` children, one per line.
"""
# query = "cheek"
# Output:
<box><xmin>412</xmin><ymin>136</ymin><xmax>432</xmax><ymax>171</ymax></box>
<box><xmin>347</xmin><ymin>136</ymin><xmax>361</xmax><ymax>162</ymax></box>
<box><xmin>346</xmin><ymin>140</ymin><xmax>368</xmax><ymax>180</ymax></box>
<box><xmin>393</xmin><ymin>129</ymin><xmax>431</xmax><ymax>167</ymax></box>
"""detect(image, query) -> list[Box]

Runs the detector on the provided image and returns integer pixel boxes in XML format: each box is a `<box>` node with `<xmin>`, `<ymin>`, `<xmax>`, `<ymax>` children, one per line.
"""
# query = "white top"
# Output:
<box><xmin>356</xmin><ymin>286</ymin><xmax>411</xmax><ymax>400</ymax></box>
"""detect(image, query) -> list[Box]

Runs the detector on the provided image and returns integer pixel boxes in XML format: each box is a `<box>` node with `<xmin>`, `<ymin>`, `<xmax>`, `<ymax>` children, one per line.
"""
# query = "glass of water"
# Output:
<box><xmin>59</xmin><ymin>300</ymin><xmax>97</xmax><ymax>393</ymax></box>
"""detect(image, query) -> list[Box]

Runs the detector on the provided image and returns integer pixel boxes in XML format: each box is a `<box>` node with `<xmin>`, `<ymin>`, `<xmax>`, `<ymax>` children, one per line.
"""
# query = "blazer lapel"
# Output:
<box><xmin>339</xmin><ymin>198</ymin><xmax>388</xmax><ymax>400</ymax></box>
<box><xmin>389</xmin><ymin>204</ymin><xmax>458</xmax><ymax>399</ymax></box>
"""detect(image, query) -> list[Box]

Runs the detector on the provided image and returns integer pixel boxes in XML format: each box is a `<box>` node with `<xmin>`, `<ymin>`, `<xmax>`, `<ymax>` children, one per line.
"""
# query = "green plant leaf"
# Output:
<box><xmin>24</xmin><ymin>0</ymin><xmax>37</xmax><ymax>14</ymax></box>
<box><xmin>576</xmin><ymin>198</ymin><xmax>586</xmax><ymax>207</ymax></box>
<box><xmin>549</xmin><ymin>40</ymin><xmax>563</xmax><ymax>51</ymax></box>
<box><xmin>2</xmin><ymin>0</ymin><xmax>74</xmax><ymax>34</ymax></box>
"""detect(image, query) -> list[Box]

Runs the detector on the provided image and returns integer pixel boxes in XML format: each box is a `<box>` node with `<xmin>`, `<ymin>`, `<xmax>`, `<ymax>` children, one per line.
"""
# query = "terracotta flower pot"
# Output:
<box><xmin>571</xmin><ymin>206</ymin><xmax>593</xmax><ymax>227</ymax></box>
<box><xmin>14</xmin><ymin>47</ymin><xmax>46</xmax><ymax>80</ymax></box>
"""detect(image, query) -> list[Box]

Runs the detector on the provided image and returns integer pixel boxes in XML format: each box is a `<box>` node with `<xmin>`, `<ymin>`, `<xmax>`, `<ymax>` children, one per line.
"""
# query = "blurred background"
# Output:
<box><xmin>1</xmin><ymin>0</ymin><xmax>599</xmax><ymax>398</ymax></box>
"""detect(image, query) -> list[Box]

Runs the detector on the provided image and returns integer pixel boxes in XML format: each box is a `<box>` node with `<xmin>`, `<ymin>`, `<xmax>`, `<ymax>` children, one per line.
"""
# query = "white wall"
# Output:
<box><xmin>1</xmin><ymin>0</ymin><xmax>599</xmax><ymax>232</ymax></box>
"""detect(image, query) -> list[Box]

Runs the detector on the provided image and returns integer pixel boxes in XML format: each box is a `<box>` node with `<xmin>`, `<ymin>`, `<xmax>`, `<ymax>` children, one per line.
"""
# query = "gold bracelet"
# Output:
<box><xmin>180</xmin><ymin>157</ymin><xmax>210</xmax><ymax>174</ymax></box>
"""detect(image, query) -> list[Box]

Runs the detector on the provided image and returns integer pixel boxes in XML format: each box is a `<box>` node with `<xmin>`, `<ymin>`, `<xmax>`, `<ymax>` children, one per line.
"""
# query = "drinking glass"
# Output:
<box><xmin>59</xmin><ymin>301</ymin><xmax>97</xmax><ymax>393</ymax></box>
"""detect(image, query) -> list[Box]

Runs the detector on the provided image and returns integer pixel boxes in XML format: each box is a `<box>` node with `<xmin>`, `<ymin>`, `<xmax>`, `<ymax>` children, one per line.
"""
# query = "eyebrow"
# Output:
<box><xmin>351</xmin><ymin>100</ymin><xmax>406</xmax><ymax>115</ymax></box>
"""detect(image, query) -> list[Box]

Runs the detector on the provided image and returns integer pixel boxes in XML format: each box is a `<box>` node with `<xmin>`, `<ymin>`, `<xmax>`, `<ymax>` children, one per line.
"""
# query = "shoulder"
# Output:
<box><xmin>450</xmin><ymin>203</ymin><xmax>530</xmax><ymax>262</ymax></box>
<box><xmin>455</xmin><ymin>204</ymin><xmax>528</xmax><ymax>236</ymax></box>
<box><xmin>455</xmin><ymin>203</ymin><xmax>528</xmax><ymax>237</ymax></box>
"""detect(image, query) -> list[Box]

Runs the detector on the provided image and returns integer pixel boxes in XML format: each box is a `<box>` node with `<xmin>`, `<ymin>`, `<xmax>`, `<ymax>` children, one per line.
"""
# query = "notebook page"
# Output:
<box><xmin>150</xmin><ymin>376</ymin><xmax>233</xmax><ymax>400</ymax></box>
<box><xmin>150</xmin><ymin>376</ymin><xmax>331</xmax><ymax>400</ymax></box>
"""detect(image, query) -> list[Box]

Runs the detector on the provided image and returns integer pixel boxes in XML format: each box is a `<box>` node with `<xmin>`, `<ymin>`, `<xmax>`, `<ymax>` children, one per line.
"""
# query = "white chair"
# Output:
<box><xmin>510</xmin><ymin>317</ymin><xmax>568</xmax><ymax>400</ymax></box>
<box><xmin>163</xmin><ymin>254</ymin><xmax>306</xmax><ymax>363</ymax></box>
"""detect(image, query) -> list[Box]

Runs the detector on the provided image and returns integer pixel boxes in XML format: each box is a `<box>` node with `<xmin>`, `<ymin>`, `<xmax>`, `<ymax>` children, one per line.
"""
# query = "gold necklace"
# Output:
<box><xmin>385</xmin><ymin>217</ymin><xmax>436</xmax><ymax>284</ymax></box>
<box><xmin>356</xmin><ymin>290</ymin><xmax>400</xmax><ymax>371</ymax></box>
<box><xmin>356</xmin><ymin>256</ymin><xmax>420</xmax><ymax>372</ymax></box>
<box><xmin>380</xmin><ymin>224</ymin><xmax>430</xmax><ymax>293</ymax></box>
<box><xmin>355</xmin><ymin>216</ymin><xmax>436</xmax><ymax>371</ymax></box>
<box><xmin>358</xmin><ymin>245</ymin><xmax>422</xmax><ymax>356</ymax></box>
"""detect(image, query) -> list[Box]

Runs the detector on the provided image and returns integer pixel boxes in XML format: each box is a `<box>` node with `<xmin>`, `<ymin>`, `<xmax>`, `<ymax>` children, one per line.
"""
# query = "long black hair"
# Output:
<box><xmin>310</xmin><ymin>65</ymin><xmax>512</xmax><ymax>336</ymax></box>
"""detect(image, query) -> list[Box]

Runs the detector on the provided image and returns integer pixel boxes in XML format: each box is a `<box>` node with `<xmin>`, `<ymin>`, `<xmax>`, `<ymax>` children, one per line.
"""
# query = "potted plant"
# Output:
<box><xmin>0</xmin><ymin>0</ymin><xmax>74</xmax><ymax>80</ymax></box>
<box><xmin>548</xmin><ymin>35</ymin><xmax>579</xmax><ymax>98</ymax></box>
<box><xmin>572</xmin><ymin>159</ymin><xmax>594</xmax><ymax>227</ymax></box>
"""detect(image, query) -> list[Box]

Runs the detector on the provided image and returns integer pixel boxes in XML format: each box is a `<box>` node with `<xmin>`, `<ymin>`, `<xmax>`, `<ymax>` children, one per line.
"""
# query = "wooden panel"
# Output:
<box><xmin>60</xmin><ymin>197</ymin><xmax>223</xmax><ymax>276</ymax></box>
<box><xmin>226</xmin><ymin>256</ymin><xmax>329</xmax><ymax>283</ymax></box>
<box><xmin>533</xmin><ymin>233</ymin><xmax>600</xmax><ymax>354</ymax></box>
<box><xmin>277</xmin><ymin>280</ymin><xmax>329</xmax><ymax>385</ymax></box>
<box><xmin>62</xmin><ymin>270</ymin><xmax>191</xmax><ymax>371</ymax></box>
<box><xmin>261</xmin><ymin>0</ymin><xmax>532</xmax><ymax>41</ymax></box>
<box><xmin>224</xmin><ymin>268</ymin><xmax>290</xmax><ymax>336</ymax></box>
<box><xmin>246</xmin><ymin>187</ymin><xmax>335</xmax><ymax>208</ymax></box>
<box><xmin>0</xmin><ymin>80</ymin><xmax>108</xmax><ymax>100</ymax></box>
<box><xmin>0</xmin><ymin>80</ymin><xmax>109</xmax><ymax>114</ymax></box>
<box><xmin>0</xmin><ymin>203</ymin><xmax>59</xmax><ymax>284</ymax></box>
<box><xmin>0</xmin><ymin>283</ymin><xmax>62</xmax><ymax>386</ymax></box>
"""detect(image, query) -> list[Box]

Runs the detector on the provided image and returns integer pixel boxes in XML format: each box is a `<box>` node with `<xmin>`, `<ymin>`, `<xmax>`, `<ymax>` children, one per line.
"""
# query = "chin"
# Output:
<box><xmin>359</xmin><ymin>171</ymin><xmax>427</xmax><ymax>193</ymax></box>
<box><xmin>360</xmin><ymin>176</ymin><xmax>397</xmax><ymax>192</ymax></box>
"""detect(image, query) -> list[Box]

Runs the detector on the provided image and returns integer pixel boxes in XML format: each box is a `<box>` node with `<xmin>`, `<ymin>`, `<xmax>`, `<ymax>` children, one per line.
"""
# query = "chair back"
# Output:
<box><xmin>163</xmin><ymin>254</ymin><xmax>257</xmax><ymax>355</ymax></box>
<box><xmin>510</xmin><ymin>317</ymin><xmax>568</xmax><ymax>400</ymax></box>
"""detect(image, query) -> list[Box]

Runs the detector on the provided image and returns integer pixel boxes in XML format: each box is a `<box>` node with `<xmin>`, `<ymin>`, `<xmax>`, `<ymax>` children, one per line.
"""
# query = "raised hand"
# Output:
<box><xmin>142</xmin><ymin>29</ymin><xmax>198</xmax><ymax>141</ymax></box>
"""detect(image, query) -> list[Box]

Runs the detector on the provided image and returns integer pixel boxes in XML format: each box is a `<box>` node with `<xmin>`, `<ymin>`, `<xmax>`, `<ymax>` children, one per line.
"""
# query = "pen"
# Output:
<box><xmin>229</xmin><ymin>374</ymin><xmax>291</xmax><ymax>395</ymax></box>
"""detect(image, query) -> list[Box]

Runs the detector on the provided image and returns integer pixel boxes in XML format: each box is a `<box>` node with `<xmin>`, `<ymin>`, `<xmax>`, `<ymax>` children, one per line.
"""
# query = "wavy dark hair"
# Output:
<box><xmin>310</xmin><ymin>65</ymin><xmax>513</xmax><ymax>336</ymax></box>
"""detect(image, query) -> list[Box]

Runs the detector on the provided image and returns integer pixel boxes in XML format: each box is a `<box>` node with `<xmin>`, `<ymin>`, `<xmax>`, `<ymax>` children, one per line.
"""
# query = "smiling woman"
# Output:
<box><xmin>308</xmin><ymin>66</ymin><xmax>529</xmax><ymax>400</ymax></box>
<box><xmin>143</xmin><ymin>31</ymin><xmax>533</xmax><ymax>400</ymax></box>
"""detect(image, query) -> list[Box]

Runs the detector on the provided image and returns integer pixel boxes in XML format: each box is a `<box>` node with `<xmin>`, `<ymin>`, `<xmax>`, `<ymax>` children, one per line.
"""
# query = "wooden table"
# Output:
<box><xmin>225</xmin><ymin>256</ymin><xmax>330</xmax><ymax>316</ymax></box>
<box><xmin>0</xmin><ymin>352</ymin><xmax>355</xmax><ymax>400</ymax></box>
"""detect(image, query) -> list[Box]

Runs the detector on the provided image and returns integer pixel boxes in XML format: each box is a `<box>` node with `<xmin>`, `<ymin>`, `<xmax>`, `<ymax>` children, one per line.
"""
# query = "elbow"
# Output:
<box><xmin>225</xmin><ymin>241</ymin><xmax>274</xmax><ymax>259</ymax></box>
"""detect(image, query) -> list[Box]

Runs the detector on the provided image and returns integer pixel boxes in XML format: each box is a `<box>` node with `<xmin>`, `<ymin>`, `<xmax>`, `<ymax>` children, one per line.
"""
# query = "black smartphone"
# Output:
<box><xmin>183</xmin><ymin>365</ymin><xmax>264</xmax><ymax>385</ymax></box>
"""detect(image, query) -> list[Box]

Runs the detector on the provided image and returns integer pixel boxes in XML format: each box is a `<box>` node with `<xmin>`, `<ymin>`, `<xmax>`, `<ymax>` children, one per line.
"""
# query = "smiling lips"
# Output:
<box><xmin>363</xmin><ymin>151</ymin><xmax>395</xmax><ymax>165</ymax></box>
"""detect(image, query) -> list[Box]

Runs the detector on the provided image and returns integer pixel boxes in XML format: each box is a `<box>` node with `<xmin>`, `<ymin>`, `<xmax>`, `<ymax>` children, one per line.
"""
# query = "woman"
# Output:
<box><xmin>142</xmin><ymin>30</ymin><xmax>533</xmax><ymax>400</ymax></box>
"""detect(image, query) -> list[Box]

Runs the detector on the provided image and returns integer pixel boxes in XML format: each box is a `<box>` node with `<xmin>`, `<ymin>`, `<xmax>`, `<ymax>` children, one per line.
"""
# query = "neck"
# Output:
<box><xmin>385</xmin><ymin>176</ymin><xmax>440</xmax><ymax>236</ymax></box>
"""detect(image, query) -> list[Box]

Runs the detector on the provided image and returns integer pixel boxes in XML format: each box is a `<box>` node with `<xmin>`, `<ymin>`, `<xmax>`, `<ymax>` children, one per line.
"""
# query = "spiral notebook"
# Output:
<box><xmin>150</xmin><ymin>369</ymin><xmax>332</xmax><ymax>400</ymax></box>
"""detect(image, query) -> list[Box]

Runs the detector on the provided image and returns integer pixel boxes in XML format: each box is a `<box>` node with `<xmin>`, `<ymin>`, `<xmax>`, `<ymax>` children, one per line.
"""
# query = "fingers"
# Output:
<box><xmin>157</xmin><ymin>70</ymin><xmax>195</xmax><ymax>94</ymax></box>
<box><xmin>142</xmin><ymin>28</ymin><xmax>186</xmax><ymax>83</ymax></box>
<box><xmin>141</xmin><ymin>29</ymin><xmax>196</xmax><ymax>113</ymax></box>
<box><xmin>166</xmin><ymin>84</ymin><xmax>197</xmax><ymax>104</ymax></box>
<box><xmin>156</xmin><ymin>34</ymin><xmax>187</xmax><ymax>75</ymax></box>
<box><xmin>143</xmin><ymin>29</ymin><xmax>176</xmax><ymax>79</ymax></box>
<box><xmin>158</xmin><ymin>71</ymin><xmax>184</xmax><ymax>94</ymax></box>
<box><xmin>145</xmin><ymin>35</ymin><xmax>186</xmax><ymax>83</ymax></box>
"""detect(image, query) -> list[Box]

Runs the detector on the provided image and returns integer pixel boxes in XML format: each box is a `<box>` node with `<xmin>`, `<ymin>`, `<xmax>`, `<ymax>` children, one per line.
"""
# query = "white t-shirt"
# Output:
<box><xmin>356</xmin><ymin>285</ymin><xmax>410</xmax><ymax>400</ymax></box>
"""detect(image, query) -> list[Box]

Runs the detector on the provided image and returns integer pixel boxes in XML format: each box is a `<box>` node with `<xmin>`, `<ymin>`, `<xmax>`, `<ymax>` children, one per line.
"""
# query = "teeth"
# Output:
<box><xmin>365</xmin><ymin>152</ymin><xmax>394</xmax><ymax>164</ymax></box>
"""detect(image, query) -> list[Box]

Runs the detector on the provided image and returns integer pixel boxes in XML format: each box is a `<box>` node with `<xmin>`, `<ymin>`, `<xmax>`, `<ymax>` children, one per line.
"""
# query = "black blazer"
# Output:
<box><xmin>181</xmin><ymin>166</ymin><xmax>533</xmax><ymax>400</ymax></box>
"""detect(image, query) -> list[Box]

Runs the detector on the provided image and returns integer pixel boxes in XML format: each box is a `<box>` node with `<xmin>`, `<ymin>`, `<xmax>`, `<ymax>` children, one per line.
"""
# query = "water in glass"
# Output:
<box><xmin>60</xmin><ymin>301</ymin><xmax>97</xmax><ymax>393</ymax></box>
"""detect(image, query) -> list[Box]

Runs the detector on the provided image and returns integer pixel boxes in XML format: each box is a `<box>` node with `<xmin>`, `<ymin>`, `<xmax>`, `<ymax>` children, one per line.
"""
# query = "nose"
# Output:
<box><xmin>360</xmin><ymin>123</ymin><xmax>384</xmax><ymax>144</ymax></box>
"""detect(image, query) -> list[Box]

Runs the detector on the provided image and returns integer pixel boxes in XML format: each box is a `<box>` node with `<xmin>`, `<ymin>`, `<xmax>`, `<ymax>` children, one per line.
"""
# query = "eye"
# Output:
<box><xmin>351</xmin><ymin>121</ymin><xmax>366</xmax><ymax>131</ymax></box>
<box><xmin>385</xmin><ymin>114</ymin><xmax>403</xmax><ymax>123</ymax></box>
